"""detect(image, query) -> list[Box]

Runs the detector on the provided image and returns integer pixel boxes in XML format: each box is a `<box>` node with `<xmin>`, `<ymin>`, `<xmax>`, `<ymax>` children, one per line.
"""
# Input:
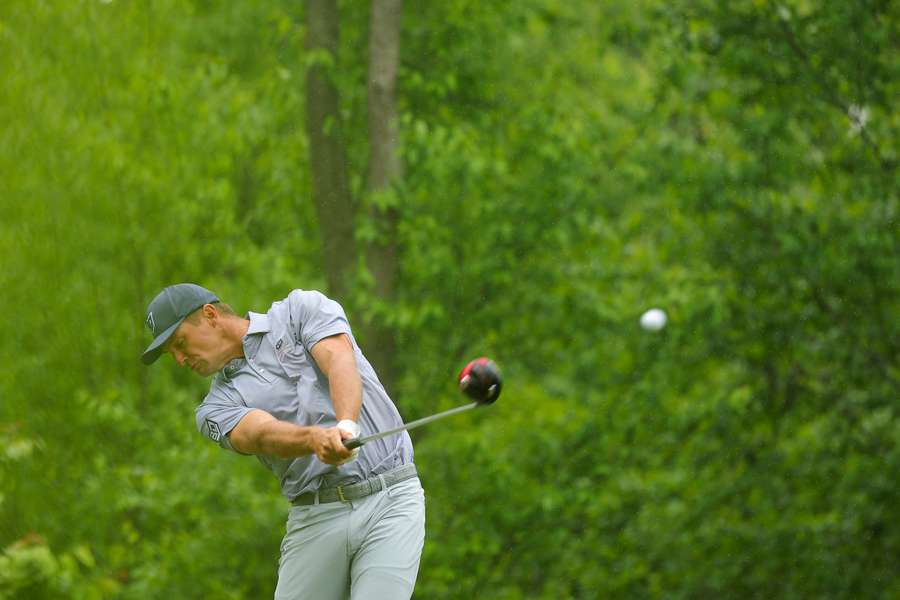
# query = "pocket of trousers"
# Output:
<box><xmin>281</xmin><ymin>502</ymin><xmax>347</xmax><ymax>557</ymax></box>
<box><xmin>386</xmin><ymin>477</ymin><xmax>425</xmax><ymax>501</ymax></box>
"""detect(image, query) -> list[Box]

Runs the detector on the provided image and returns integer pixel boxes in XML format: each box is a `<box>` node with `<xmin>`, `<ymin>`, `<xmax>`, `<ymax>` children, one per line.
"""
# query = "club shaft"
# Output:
<box><xmin>344</xmin><ymin>402</ymin><xmax>480</xmax><ymax>449</ymax></box>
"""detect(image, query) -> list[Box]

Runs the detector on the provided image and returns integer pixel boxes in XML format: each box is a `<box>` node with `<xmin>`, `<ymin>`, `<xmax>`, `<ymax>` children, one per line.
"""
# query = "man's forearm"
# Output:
<box><xmin>254</xmin><ymin>419</ymin><xmax>319</xmax><ymax>458</ymax></box>
<box><xmin>251</xmin><ymin>418</ymin><xmax>354</xmax><ymax>464</ymax></box>
<box><xmin>327</xmin><ymin>350</ymin><xmax>362</xmax><ymax>423</ymax></box>
<box><xmin>228</xmin><ymin>398</ymin><xmax>356</xmax><ymax>464</ymax></box>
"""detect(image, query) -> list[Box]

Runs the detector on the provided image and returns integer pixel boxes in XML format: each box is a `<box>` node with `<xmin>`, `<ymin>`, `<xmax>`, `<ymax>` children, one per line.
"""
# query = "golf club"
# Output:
<box><xmin>344</xmin><ymin>357</ymin><xmax>502</xmax><ymax>450</ymax></box>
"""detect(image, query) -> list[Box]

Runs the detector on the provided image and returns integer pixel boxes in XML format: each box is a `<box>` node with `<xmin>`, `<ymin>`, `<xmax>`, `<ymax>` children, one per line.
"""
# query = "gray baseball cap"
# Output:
<box><xmin>141</xmin><ymin>283</ymin><xmax>219</xmax><ymax>365</ymax></box>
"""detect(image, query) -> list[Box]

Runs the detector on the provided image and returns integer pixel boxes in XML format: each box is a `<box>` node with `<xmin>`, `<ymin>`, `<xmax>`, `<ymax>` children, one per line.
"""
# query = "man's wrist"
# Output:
<box><xmin>336</xmin><ymin>419</ymin><xmax>360</xmax><ymax>438</ymax></box>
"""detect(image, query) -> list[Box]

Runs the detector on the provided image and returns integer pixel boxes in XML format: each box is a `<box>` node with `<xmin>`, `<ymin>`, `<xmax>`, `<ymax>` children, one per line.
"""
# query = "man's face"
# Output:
<box><xmin>164</xmin><ymin>310</ymin><xmax>229</xmax><ymax>377</ymax></box>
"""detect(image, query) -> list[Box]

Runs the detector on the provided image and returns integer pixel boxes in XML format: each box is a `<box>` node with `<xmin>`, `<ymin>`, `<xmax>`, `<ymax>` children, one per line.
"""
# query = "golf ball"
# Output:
<box><xmin>640</xmin><ymin>308</ymin><xmax>667</xmax><ymax>331</ymax></box>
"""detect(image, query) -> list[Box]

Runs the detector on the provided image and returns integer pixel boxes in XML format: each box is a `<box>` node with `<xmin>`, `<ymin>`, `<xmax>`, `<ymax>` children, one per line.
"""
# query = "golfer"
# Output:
<box><xmin>141</xmin><ymin>283</ymin><xmax>425</xmax><ymax>599</ymax></box>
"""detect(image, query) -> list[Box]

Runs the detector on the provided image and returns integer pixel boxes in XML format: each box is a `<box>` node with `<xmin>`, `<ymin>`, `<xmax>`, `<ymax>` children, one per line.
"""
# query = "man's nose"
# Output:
<box><xmin>172</xmin><ymin>350</ymin><xmax>187</xmax><ymax>366</ymax></box>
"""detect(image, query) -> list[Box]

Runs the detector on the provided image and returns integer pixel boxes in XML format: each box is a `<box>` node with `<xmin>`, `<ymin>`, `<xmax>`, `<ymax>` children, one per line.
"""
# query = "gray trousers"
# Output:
<box><xmin>274</xmin><ymin>477</ymin><xmax>426</xmax><ymax>600</ymax></box>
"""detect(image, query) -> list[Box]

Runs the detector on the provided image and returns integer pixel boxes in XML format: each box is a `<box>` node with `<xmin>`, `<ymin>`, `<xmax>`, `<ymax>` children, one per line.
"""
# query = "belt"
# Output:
<box><xmin>291</xmin><ymin>464</ymin><xmax>417</xmax><ymax>506</ymax></box>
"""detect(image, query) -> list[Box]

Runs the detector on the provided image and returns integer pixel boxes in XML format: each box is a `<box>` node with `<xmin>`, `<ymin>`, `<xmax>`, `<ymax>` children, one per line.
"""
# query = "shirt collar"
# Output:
<box><xmin>238</xmin><ymin>312</ymin><xmax>270</xmax><ymax>364</ymax></box>
<box><xmin>245</xmin><ymin>312</ymin><xmax>270</xmax><ymax>336</ymax></box>
<box><xmin>221</xmin><ymin>314</ymin><xmax>270</xmax><ymax>379</ymax></box>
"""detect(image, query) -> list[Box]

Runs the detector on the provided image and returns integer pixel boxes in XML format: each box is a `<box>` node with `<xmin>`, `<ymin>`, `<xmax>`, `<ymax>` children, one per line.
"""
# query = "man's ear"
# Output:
<box><xmin>202</xmin><ymin>303</ymin><xmax>218</xmax><ymax>325</ymax></box>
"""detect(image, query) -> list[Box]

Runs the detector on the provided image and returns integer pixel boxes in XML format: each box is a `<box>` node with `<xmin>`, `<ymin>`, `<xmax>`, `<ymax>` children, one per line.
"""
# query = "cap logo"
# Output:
<box><xmin>146</xmin><ymin>312</ymin><xmax>156</xmax><ymax>334</ymax></box>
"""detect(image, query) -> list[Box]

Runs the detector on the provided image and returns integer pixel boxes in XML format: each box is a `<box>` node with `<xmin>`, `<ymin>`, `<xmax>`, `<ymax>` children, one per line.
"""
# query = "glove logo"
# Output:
<box><xmin>206</xmin><ymin>419</ymin><xmax>221</xmax><ymax>442</ymax></box>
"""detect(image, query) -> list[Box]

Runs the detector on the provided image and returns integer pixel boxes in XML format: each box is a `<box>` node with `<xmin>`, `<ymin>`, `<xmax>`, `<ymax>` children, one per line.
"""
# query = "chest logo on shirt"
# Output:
<box><xmin>206</xmin><ymin>420</ymin><xmax>221</xmax><ymax>442</ymax></box>
<box><xmin>275</xmin><ymin>336</ymin><xmax>291</xmax><ymax>362</ymax></box>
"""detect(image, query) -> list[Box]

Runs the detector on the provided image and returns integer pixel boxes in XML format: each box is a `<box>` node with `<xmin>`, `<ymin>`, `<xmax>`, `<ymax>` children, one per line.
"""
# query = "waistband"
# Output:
<box><xmin>291</xmin><ymin>463</ymin><xmax>418</xmax><ymax>506</ymax></box>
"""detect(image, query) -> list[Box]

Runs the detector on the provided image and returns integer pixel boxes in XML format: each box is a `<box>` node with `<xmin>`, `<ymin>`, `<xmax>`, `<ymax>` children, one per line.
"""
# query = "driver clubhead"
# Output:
<box><xmin>458</xmin><ymin>357</ymin><xmax>502</xmax><ymax>404</ymax></box>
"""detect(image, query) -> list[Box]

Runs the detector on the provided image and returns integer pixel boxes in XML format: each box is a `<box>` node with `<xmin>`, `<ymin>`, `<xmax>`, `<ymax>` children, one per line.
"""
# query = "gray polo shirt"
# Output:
<box><xmin>195</xmin><ymin>289</ymin><xmax>414</xmax><ymax>501</ymax></box>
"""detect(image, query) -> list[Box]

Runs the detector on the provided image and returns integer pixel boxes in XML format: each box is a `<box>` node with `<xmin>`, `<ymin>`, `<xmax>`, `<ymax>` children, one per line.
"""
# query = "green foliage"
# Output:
<box><xmin>1</xmin><ymin>0</ymin><xmax>897</xmax><ymax>597</ymax></box>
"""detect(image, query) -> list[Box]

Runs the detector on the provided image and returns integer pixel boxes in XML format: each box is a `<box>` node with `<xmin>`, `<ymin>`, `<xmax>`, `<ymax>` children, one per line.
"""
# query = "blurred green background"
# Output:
<box><xmin>1</xmin><ymin>0</ymin><xmax>898</xmax><ymax>598</ymax></box>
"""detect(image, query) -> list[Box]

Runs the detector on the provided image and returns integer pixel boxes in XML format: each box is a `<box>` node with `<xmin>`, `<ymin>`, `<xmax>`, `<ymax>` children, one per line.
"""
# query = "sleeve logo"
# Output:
<box><xmin>206</xmin><ymin>419</ymin><xmax>221</xmax><ymax>442</ymax></box>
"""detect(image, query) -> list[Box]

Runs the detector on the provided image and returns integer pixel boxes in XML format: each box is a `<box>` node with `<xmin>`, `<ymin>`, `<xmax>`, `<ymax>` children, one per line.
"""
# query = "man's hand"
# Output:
<box><xmin>312</xmin><ymin>426</ymin><xmax>356</xmax><ymax>465</ymax></box>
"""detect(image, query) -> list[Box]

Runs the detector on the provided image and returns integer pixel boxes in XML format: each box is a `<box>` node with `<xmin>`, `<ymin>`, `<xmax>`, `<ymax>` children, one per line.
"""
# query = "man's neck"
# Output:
<box><xmin>223</xmin><ymin>316</ymin><xmax>251</xmax><ymax>361</ymax></box>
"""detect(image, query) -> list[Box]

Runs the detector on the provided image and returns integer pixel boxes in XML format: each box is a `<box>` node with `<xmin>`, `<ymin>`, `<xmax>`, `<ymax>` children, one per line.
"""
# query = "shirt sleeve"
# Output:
<box><xmin>287</xmin><ymin>289</ymin><xmax>353</xmax><ymax>352</ymax></box>
<box><xmin>195</xmin><ymin>382</ymin><xmax>253</xmax><ymax>452</ymax></box>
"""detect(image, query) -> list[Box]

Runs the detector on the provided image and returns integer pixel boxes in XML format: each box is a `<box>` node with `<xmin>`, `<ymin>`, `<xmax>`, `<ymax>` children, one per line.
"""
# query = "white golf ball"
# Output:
<box><xmin>640</xmin><ymin>308</ymin><xmax>667</xmax><ymax>331</ymax></box>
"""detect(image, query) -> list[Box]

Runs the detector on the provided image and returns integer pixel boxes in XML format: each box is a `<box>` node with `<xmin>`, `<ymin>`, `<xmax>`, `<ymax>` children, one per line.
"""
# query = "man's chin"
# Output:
<box><xmin>192</xmin><ymin>364</ymin><xmax>215</xmax><ymax>377</ymax></box>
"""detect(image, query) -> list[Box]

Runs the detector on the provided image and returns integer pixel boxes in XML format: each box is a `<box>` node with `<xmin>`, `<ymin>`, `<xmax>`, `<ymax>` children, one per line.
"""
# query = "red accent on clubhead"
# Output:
<box><xmin>457</xmin><ymin>357</ymin><xmax>488</xmax><ymax>385</ymax></box>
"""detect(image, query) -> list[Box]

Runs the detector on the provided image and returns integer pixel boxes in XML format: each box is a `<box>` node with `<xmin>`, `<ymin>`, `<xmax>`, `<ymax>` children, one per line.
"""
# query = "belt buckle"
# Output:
<box><xmin>337</xmin><ymin>485</ymin><xmax>348</xmax><ymax>503</ymax></box>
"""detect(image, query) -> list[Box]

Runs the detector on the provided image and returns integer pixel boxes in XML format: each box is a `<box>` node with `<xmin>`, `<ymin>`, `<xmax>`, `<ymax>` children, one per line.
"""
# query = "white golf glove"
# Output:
<box><xmin>336</xmin><ymin>419</ymin><xmax>360</xmax><ymax>464</ymax></box>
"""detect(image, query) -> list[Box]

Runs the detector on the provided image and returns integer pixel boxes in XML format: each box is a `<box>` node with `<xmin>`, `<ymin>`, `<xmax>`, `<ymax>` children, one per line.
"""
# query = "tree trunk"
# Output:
<box><xmin>363</xmin><ymin>0</ymin><xmax>403</xmax><ymax>395</ymax></box>
<box><xmin>305</xmin><ymin>0</ymin><xmax>356</xmax><ymax>301</ymax></box>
